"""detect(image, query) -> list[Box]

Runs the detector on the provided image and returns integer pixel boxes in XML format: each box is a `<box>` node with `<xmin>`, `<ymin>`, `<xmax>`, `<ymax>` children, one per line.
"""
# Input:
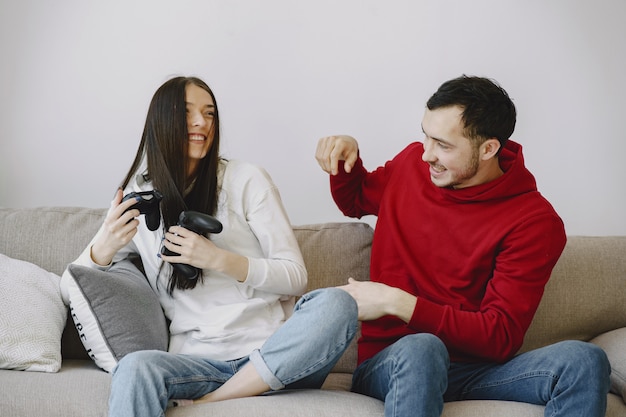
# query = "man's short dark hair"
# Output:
<box><xmin>426</xmin><ymin>75</ymin><xmax>516</xmax><ymax>147</ymax></box>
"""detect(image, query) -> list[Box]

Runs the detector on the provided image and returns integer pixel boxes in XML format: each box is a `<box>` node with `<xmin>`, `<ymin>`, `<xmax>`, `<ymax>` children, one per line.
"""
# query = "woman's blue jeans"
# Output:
<box><xmin>108</xmin><ymin>288</ymin><xmax>358</xmax><ymax>417</ymax></box>
<box><xmin>351</xmin><ymin>334</ymin><xmax>611</xmax><ymax>417</ymax></box>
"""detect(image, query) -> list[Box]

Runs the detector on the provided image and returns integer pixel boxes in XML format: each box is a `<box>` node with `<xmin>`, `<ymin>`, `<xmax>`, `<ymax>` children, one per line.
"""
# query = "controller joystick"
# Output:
<box><xmin>122</xmin><ymin>190</ymin><xmax>163</xmax><ymax>231</ymax></box>
<box><xmin>161</xmin><ymin>211</ymin><xmax>223</xmax><ymax>280</ymax></box>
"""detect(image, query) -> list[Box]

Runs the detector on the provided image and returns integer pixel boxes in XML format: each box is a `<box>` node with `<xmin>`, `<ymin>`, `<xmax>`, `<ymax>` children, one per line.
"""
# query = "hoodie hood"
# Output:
<box><xmin>436</xmin><ymin>140</ymin><xmax>538</xmax><ymax>204</ymax></box>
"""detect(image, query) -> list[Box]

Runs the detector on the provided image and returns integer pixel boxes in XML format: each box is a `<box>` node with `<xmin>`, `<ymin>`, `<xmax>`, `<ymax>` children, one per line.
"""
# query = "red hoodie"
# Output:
<box><xmin>330</xmin><ymin>140</ymin><xmax>566</xmax><ymax>364</ymax></box>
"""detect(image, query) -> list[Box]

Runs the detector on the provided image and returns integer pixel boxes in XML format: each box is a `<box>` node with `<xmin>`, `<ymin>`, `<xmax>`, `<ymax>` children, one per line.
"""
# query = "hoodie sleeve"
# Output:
<box><xmin>330</xmin><ymin>145</ymin><xmax>420</xmax><ymax>219</ymax></box>
<box><xmin>408</xmin><ymin>212</ymin><xmax>567</xmax><ymax>362</ymax></box>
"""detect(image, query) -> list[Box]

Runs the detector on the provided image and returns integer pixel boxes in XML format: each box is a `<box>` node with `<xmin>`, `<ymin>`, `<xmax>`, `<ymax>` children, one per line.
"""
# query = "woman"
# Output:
<box><xmin>62</xmin><ymin>76</ymin><xmax>357</xmax><ymax>416</ymax></box>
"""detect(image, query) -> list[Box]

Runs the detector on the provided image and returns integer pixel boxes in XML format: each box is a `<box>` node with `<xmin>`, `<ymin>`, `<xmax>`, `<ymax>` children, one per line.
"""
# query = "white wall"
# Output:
<box><xmin>1</xmin><ymin>0</ymin><xmax>625</xmax><ymax>235</ymax></box>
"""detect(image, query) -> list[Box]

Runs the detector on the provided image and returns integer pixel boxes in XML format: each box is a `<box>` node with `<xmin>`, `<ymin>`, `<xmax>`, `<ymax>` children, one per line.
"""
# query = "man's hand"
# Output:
<box><xmin>315</xmin><ymin>135</ymin><xmax>359</xmax><ymax>175</ymax></box>
<box><xmin>337</xmin><ymin>278</ymin><xmax>417</xmax><ymax>323</ymax></box>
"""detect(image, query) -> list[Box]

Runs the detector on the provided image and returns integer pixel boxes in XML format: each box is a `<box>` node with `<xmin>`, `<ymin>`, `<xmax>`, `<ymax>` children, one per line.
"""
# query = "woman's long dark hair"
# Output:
<box><xmin>120</xmin><ymin>76</ymin><xmax>221</xmax><ymax>293</ymax></box>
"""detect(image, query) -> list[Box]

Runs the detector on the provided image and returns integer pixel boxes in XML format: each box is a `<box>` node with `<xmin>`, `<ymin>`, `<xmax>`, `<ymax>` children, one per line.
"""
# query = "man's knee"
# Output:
<box><xmin>353</xmin><ymin>333</ymin><xmax>449</xmax><ymax>397</ymax></box>
<box><xmin>392</xmin><ymin>333</ymin><xmax>449</xmax><ymax>372</ymax></box>
<box><xmin>556</xmin><ymin>340</ymin><xmax>610</xmax><ymax>380</ymax></box>
<box><xmin>396</xmin><ymin>333</ymin><xmax>446</xmax><ymax>351</ymax></box>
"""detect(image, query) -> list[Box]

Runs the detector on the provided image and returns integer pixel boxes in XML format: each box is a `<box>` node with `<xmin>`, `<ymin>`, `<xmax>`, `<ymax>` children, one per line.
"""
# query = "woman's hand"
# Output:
<box><xmin>90</xmin><ymin>189</ymin><xmax>140</xmax><ymax>266</ymax></box>
<box><xmin>161</xmin><ymin>226</ymin><xmax>249</xmax><ymax>282</ymax></box>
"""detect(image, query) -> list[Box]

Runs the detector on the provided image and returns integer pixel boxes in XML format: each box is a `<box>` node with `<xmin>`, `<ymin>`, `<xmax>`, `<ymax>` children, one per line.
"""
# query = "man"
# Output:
<box><xmin>316</xmin><ymin>75</ymin><xmax>610</xmax><ymax>417</ymax></box>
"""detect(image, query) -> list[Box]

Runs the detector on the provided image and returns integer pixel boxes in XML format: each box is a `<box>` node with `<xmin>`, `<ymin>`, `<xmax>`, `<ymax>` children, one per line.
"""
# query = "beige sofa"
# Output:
<box><xmin>0</xmin><ymin>206</ymin><xmax>624</xmax><ymax>417</ymax></box>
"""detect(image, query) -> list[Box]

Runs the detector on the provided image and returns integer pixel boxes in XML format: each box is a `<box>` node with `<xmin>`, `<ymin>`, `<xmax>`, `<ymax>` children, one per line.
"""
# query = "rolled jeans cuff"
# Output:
<box><xmin>249</xmin><ymin>349</ymin><xmax>284</xmax><ymax>390</ymax></box>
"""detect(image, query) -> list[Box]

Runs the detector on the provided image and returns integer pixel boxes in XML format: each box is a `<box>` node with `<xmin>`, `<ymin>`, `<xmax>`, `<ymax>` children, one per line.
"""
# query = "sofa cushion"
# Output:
<box><xmin>0</xmin><ymin>359</ymin><xmax>111</xmax><ymax>417</ymax></box>
<box><xmin>65</xmin><ymin>259</ymin><xmax>169</xmax><ymax>372</ymax></box>
<box><xmin>591</xmin><ymin>328</ymin><xmax>626</xmax><ymax>403</ymax></box>
<box><xmin>0</xmin><ymin>253</ymin><xmax>66</xmax><ymax>372</ymax></box>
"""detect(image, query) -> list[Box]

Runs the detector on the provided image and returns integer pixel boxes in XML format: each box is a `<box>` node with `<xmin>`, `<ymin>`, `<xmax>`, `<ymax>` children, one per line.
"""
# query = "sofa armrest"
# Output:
<box><xmin>591</xmin><ymin>327</ymin><xmax>626</xmax><ymax>404</ymax></box>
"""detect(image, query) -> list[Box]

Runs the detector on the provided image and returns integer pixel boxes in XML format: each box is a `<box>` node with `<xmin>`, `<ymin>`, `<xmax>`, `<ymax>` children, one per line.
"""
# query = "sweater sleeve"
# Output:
<box><xmin>408</xmin><ymin>214</ymin><xmax>566</xmax><ymax>362</ymax></box>
<box><xmin>238</xmin><ymin>166</ymin><xmax>308</xmax><ymax>297</ymax></box>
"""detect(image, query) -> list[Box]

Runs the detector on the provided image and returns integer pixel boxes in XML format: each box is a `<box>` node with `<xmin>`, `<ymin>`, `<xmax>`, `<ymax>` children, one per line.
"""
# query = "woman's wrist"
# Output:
<box><xmin>213</xmin><ymin>249</ymin><xmax>249</xmax><ymax>282</ymax></box>
<box><xmin>89</xmin><ymin>243</ymin><xmax>113</xmax><ymax>267</ymax></box>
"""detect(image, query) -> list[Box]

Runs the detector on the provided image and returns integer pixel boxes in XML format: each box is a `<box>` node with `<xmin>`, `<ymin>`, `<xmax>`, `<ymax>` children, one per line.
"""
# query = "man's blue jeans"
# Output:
<box><xmin>108</xmin><ymin>288</ymin><xmax>358</xmax><ymax>417</ymax></box>
<box><xmin>351</xmin><ymin>333</ymin><xmax>611</xmax><ymax>417</ymax></box>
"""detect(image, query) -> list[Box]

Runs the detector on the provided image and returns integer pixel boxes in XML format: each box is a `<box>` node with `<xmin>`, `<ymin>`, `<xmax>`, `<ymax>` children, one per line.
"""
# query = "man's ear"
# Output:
<box><xmin>480</xmin><ymin>138</ymin><xmax>501</xmax><ymax>161</ymax></box>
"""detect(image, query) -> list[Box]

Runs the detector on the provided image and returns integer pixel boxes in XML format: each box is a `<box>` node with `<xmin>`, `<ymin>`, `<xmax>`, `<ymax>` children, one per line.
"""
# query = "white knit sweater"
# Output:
<box><xmin>61</xmin><ymin>159</ymin><xmax>307</xmax><ymax>361</ymax></box>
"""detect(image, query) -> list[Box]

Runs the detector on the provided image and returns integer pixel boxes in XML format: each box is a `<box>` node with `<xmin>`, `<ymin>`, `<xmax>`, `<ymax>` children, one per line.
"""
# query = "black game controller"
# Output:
<box><xmin>122</xmin><ymin>190</ymin><xmax>163</xmax><ymax>231</ymax></box>
<box><xmin>161</xmin><ymin>211</ymin><xmax>223</xmax><ymax>280</ymax></box>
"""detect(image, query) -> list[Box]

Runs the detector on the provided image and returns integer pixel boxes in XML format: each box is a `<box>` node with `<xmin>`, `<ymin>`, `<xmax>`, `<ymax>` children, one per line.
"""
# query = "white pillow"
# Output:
<box><xmin>0</xmin><ymin>253</ymin><xmax>66</xmax><ymax>372</ymax></box>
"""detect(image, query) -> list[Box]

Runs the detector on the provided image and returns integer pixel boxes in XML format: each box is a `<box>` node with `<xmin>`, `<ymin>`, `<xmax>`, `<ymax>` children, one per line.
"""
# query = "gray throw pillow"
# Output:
<box><xmin>65</xmin><ymin>259</ymin><xmax>168</xmax><ymax>372</ymax></box>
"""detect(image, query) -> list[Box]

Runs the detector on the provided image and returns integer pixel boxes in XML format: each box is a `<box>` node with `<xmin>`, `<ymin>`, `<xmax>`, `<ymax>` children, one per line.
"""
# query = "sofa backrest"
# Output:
<box><xmin>0</xmin><ymin>207</ymin><xmax>373</xmax><ymax>368</ymax></box>
<box><xmin>293</xmin><ymin>222</ymin><xmax>373</xmax><ymax>372</ymax></box>
<box><xmin>0</xmin><ymin>207</ymin><xmax>105</xmax><ymax>277</ymax></box>
<box><xmin>2</xmin><ymin>207</ymin><xmax>625</xmax><ymax>369</ymax></box>
<box><xmin>519</xmin><ymin>235</ymin><xmax>626</xmax><ymax>354</ymax></box>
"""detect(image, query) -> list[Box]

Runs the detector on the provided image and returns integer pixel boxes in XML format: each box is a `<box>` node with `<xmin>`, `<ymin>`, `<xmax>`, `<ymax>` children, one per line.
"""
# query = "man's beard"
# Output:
<box><xmin>447</xmin><ymin>148</ymin><xmax>480</xmax><ymax>189</ymax></box>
